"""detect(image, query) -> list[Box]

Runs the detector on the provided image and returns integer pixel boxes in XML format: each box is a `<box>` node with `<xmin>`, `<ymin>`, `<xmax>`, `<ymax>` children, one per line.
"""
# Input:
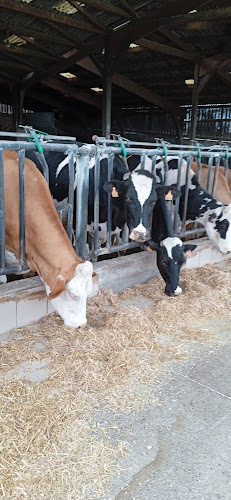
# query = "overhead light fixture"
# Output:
<box><xmin>91</xmin><ymin>87</ymin><xmax>103</xmax><ymax>93</ymax></box>
<box><xmin>129</xmin><ymin>43</ymin><xmax>139</xmax><ymax>48</ymax></box>
<box><xmin>54</xmin><ymin>0</ymin><xmax>78</xmax><ymax>14</ymax></box>
<box><xmin>113</xmin><ymin>20</ymin><xmax>131</xmax><ymax>31</ymax></box>
<box><xmin>60</xmin><ymin>72</ymin><xmax>77</xmax><ymax>79</ymax></box>
<box><xmin>185</xmin><ymin>79</ymin><xmax>195</xmax><ymax>86</ymax></box>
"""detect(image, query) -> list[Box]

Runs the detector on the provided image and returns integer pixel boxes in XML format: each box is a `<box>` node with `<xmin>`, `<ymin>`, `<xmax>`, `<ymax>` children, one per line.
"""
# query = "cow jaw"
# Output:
<box><xmin>45</xmin><ymin>261</ymin><xmax>93</xmax><ymax>328</ymax></box>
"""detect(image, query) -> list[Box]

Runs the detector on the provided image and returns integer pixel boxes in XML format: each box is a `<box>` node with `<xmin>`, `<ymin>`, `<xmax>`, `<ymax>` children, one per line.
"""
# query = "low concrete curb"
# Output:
<box><xmin>0</xmin><ymin>237</ymin><xmax>230</xmax><ymax>334</ymax></box>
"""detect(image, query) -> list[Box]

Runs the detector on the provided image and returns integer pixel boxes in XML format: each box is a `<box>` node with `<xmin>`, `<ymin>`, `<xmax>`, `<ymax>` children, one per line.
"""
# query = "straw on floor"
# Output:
<box><xmin>1</xmin><ymin>261</ymin><xmax>231</xmax><ymax>499</ymax></box>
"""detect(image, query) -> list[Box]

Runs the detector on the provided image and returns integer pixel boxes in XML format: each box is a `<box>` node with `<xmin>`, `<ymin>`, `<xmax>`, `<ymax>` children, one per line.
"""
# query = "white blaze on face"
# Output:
<box><xmin>131</xmin><ymin>171</ymin><xmax>153</xmax><ymax>207</ymax></box>
<box><xmin>45</xmin><ymin>261</ymin><xmax>93</xmax><ymax>328</ymax></box>
<box><xmin>161</xmin><ymin>236</ymin><xmax>182</xmax><ymax>259</ymax></box>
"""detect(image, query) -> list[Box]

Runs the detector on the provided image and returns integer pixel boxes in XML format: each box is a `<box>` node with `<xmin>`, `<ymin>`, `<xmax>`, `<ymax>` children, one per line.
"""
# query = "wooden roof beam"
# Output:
<box><xmin>24</xmin><ymin>39</ymin><xmax>105</xmax><ymax>88</ymax></box>
<box><xmin>66</xmin><ymin>0</ymin><xmax>108</xmax><ymax>32</ymax></box>
<box><xmin>76</xmin><ymin>57</ymin><xmax>179</xmax><ymax>114</ymax></box>
<box><xmin>20</xmin><ymin>36</ymin><xmax>63</xmax><ymax>61</ymax></box>
<box><xmin>117</xmin><ymin>0</ymin><xmax>137</xmax><ymax>19</ymax></box>
<box><xmin>138</xmin><ymin>38</ymin><xmax>197</xmax><ymax>61</ymax></box>
<box><xmin>165</xmin><ymin>6</ymin><xmax>231</xmax><ymax>29</ymax></box>
<box><xmin>0</xmin><ymin>0</ymin><xmax>103</xmax><ymax>34</ymax></box>
<box><xmin>110</xmin><ymin>0</ymin><xmax>213</xmax><ymax>54</ymax></box>
<box><xmin>41</xmin><ymin>77</ymin><xmax>102</xmax><ymax>109</ymax></box>
<box><xmin>157</xmin><ymin>27</ymin><xmax>194</xmax><ymax>52</ymax></box>
<box><xmin>0</xmin><ymin>23</ymin><xmax>73</xmax><ymax>46</ymax></box>
<box><xmin>42</xmin><ymin>19</ymin><xmax>83</xmax><ymax>49</ymax></box>
<box><xmin>77</xmin><ymin>0</ymin><xmax>131</xmax><ymax>18</ymax></box>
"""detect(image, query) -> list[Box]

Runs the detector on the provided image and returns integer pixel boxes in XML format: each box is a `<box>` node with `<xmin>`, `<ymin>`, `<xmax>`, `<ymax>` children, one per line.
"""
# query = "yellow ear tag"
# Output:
<box><xmin>112</xmin><ymin>187</ymin><xmax>119</xmax><ymax>198</ymax></box>
<box><xmin>165</xmin><ymin>190</ymin><xmax>173</xmax><ymax>201</ymax></box>
<box><xmin>185</xmin><ymin>250</ymin><xmax>192</xmax><ymax>256</ymax></box>
<box><xmin>147</xmin><ymin>246</ymin><xmax>153</xmax><ymax>252</ymax></box>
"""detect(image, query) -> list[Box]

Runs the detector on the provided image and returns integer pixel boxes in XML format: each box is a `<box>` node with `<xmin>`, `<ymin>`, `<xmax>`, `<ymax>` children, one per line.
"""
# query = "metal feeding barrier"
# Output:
<box><xmin>0</xmin><ymin>131</ymin><xmax>230</xmax><ymax>281</ymax></box>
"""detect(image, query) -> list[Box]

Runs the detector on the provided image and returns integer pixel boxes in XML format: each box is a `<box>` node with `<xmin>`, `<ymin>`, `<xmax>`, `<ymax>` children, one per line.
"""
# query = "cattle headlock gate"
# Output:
<box><xmin>0</xmin><ymin>131</ymin><xmax>230</xmax><ymax>280</ymax></box>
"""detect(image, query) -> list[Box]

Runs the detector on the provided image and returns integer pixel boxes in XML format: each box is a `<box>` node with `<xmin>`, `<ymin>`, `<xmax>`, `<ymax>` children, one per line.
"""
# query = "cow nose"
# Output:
<box><xmin>133</xmin><ymin>230</ymin><xmax>147</xmax><ymax>241</ymax></box>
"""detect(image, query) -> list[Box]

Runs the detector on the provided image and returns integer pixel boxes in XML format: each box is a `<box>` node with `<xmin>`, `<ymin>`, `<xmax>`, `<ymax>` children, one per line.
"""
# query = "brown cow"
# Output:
<box><xmin>191</xmin><ymin>162</ymin><xmax>231</xmax><ymax>204</ymax></box>
<box><xmin>3</xmin><ymin>150</ymin><xmax>93</xmax><ymax>328</ymax></box>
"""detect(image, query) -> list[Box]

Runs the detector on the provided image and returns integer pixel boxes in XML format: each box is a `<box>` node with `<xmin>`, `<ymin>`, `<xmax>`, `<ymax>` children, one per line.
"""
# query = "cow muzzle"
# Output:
<box><xmin>129</xmin><ymin>229</ymin><xmax>149</xmax><ymax>242</ymax></box>
<box><xmin>165</xmin><ymin>284</ymin><xmax>182</xmax><ymax>297</ymax></box>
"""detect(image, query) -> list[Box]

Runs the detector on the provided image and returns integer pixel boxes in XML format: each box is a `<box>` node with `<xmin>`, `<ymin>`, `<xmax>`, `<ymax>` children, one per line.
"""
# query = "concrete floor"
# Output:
<box><xmin>98</xmin><ymin>319</ymin><xmax>231</xmax><ymax>500</ymax></box>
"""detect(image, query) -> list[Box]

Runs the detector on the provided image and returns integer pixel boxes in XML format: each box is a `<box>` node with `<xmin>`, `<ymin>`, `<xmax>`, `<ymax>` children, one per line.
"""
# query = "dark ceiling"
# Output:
<box><xmin>0</xmin><ymin>0</ymin><xmax>231</xmax><ymax>121</ymax></box>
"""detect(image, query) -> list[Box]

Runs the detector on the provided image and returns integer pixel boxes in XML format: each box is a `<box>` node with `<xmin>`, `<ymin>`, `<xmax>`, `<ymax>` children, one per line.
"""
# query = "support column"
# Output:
<box><xmin>190</xmin><ymin>63</ymin><xmax>200</xmax><ymax>142</ymax></box>
<box><xmin>12</xmin><ymin>85</ymin><xmax>25</xmax><ymax>131</ymax></box>
<box><xmin>102</xmin><ymin>70</ymin><xmax>112</xmax><ymax>139</ymax></box>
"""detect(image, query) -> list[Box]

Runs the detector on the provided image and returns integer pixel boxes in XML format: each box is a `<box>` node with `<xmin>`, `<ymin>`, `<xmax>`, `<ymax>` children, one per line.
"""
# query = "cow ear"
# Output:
<box><xmin>183</xmin><ymin>244</ymin><xmax>197</xmax><ymax>256</ymax></box>
<box><xmin>48</xmin><ymin>275</ymin><xmax>66</xmax><ymax>299</ymax></box>
<box><xmin>103</xmin><ymin>179</ymin><xmax>129</xmax><ymax>197</ymax></box>
<box><xmin>156</xmin><ymin>185</ymin><xmax>181</xmax><ymax>200</ymax></box>
<box><xmin>144</xmin><ymin>240</ymin><xmax>161</xmax><ymax>252</ymax></box>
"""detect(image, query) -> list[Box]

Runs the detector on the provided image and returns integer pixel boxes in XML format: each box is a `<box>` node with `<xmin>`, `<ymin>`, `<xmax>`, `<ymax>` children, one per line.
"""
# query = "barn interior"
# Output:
<box><xmin>0</xmin><ymin>0</ymin><xmax>231</xmax><ymax>142</ymax></box>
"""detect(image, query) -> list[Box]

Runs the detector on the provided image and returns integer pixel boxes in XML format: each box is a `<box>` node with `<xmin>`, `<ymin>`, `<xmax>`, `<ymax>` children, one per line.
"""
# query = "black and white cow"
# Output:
<box><xmin>25</xmin><ymin>149</ymin><xmax>128</xmax><ymax>244</ymax></box>
<box><xmin>145</xmin><ymin>186</ymin><xmax>197</xmax><ymax>296</ymax></box>
<box><xmin>104</xmin><ymin>169</ymin><xmax>197</xmax><ymax>296</ymax></box>
<box><xmin>135</xmin><ymin>156</ymin><xmax>231</xmax><ymax>255</ymax></box>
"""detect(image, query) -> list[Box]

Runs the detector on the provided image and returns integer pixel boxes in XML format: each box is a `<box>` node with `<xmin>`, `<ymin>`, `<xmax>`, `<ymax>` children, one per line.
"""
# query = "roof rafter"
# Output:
<box><xmin>24</xmin><ymin>39</ymin><xmax>105</xmax><ymax>88</ymax></box>
<box><xmin>138</xmin><ymin>38</ymin><xmax>197</xmax><ymax>61</ymax></box>
<box><xmin>42</xmin><ymin>77</ymin><xmax>101</xmax><ymax>109</ymax></box>
<box><xmin>66</xmin><ymin>0</ymin><xmax>107</xmax><ymax>32</ymax></box>
<box><xmin>77</xmin><ymin>57</ymin><xmax>179</xmax><ymax>114</ymax></box>
<box><xmin>77</xmin><ymin>0</ymin><xmax>131</xmax><ymax>18</ymax></box>
<box><xmin>110</xmin><ymin>0</ymin><xmax>213</xmax><ymax>55</ymax></box>
<box><xmin>0</xmin><ymin>23</ymin><xmax>73</xmax><ymax>46</ymax></box>
<box><xmin>0</xmin><ymin>0</ymin><xmax>103</xmax><ymax>34</ymax></box>
<box><xmin>165</xmin><ymin>6</ymin><xmax>231</xmax><ymax>29</ymax></box>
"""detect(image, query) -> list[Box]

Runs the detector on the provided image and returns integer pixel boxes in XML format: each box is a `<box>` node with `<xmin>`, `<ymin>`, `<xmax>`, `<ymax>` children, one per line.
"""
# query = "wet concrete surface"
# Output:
<box><xmin>98</xmin><ymin>320</ymin><xmax>231</xmax><ymax>500</ymax></box>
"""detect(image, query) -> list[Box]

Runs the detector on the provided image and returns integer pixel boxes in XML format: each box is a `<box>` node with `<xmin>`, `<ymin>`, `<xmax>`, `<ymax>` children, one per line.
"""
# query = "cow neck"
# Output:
<box><xmin>158</xmin><ymin>197</ymin><xmax>174</xmax><ymax>237</ymax></box>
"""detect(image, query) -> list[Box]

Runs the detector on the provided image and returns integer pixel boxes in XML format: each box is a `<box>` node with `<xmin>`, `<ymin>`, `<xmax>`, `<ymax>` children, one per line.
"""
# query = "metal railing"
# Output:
<box><xmin>0</xmin><ymin>133</ymin><xmax>230</xmax><ymax>280</ymax></box>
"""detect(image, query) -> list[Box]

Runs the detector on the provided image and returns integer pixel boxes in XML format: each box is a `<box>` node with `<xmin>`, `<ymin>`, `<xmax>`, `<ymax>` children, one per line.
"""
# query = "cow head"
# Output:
<box><xmin>202</xmin><ymin>203</ymin><xmax>231</xmax><ymax>254</ymax></box>
<box><xmin>104</xmin><ymin>169</ymin><xmax>158</xmax><ymax>242</ymax></box>
<box><xmin>145</xmin><ymin>238</ymin><xmax>197</xmax><ymax>296</ymax></box>
<box><xmin>44</xmin><ymin>261</ymin><xmax>94</xmax><ymax>328</ymax></box>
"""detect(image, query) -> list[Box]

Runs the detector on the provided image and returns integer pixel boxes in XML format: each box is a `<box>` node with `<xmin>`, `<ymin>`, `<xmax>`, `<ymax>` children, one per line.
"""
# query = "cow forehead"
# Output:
<box><xmin>161</xmin><ymin>236</ymin><xmax>183</xmax><ymax>259</ymax></box>
<box><xmin>212</xmin><ymin>203</ymin><xmax>231</xmax><ymax>221</ymax></box>
<box><xmin>131</xmin><ymin>171</ymin><xmax>154</xmax><ymax>206</ymax></box>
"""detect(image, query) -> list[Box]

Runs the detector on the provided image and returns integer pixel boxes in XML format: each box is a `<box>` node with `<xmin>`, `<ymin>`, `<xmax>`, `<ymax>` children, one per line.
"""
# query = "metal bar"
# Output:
<box><xmin>93</xmin><ymin>151</ymin><xmax>100</xmax><ymax>254</ymax></box>
<box><xmin>211</xmin><ymin>156</ymin><xmax>221</xmax><ymax>198</ymax></box>
<box><xmin>0</xmin><ymin>131</ymin><xmax>76</xmax><ymax>141</ymax></box>
<box><xmin>66</xmin><ymin>149</ymin><xmax>75</xmax><ymax>242</ymax></box>
<box><xmin>181</xmin><ymin>156</ymin><xmax>192</xmax><ymax>229</ymax></box>
<box><xmin>206</xmin><ymin>156</ymin><xmax>214</xmax><ymax>192</ymax></box>
<box><xmin>18</xmin><ymin>149</ymin><xmax>26</xmax><ymax>266</ymax></box>
<box><xmin>0</xmin><ymin>148</ymin><xmax>5</xmax><ymax>272</ymax></box>
<box><xmin>37</xmin><ymin>152</ymin><xmax>49</xmax><ymax>184</ymax></box>
<box><xmin>90</xmin><ymin>240</ymin><xmax>141</xmax><ymax>257</ymax></box>
<box><xmin>75</xmin><ymin>153</ymin><xmax>90</xmax><ymax>260</ymax></box>
<box><xmin>173</xmin><ymin>155</ymin><xmax>184</xmax><ymax>233</ymax></box>
<box><xmin>106</xmin><ymin>152</ymin><xmax>114</xmax><ymax>250</ymax></box>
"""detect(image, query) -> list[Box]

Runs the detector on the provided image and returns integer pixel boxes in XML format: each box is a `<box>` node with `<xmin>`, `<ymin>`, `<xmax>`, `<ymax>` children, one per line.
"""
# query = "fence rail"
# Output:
<box><xmin>0</xmin><ymin>135</ymin><xmax>230</xmax><ymax>279</ymax></box>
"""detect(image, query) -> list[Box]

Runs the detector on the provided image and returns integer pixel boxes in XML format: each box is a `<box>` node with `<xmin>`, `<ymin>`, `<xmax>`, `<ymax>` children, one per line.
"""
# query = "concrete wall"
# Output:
<box><xmin>0</xmin><ymin>237</ymin><xmax>230</xmax><ymax>335</ymax></box>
